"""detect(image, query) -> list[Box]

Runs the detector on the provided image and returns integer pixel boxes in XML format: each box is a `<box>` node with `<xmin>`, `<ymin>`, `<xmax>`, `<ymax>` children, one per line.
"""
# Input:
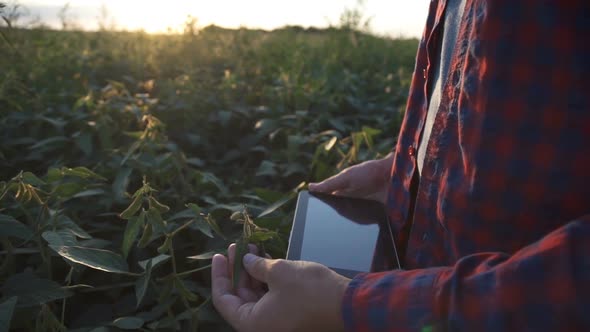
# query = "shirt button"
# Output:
<box><xmin>423</xmin><ymin>68</ymin><xmax>427</xmax><ymax>79</ymax></box>
<box><xmin>408</xmin><ymin>145</ymin><xmax>416</xmax><ymax>157</ymax></box>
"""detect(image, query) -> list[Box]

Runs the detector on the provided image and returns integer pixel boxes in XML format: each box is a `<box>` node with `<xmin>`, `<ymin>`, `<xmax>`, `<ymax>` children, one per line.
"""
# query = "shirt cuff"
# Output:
<box><xmin>342</xmin><ymin>268</ymin><xmax>446</xmax><ymax>332</ymax></box>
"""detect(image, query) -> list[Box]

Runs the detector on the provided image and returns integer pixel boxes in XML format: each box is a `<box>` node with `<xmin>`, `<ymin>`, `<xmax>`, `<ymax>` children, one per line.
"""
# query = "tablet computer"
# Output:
<box><xmin>286</xmin><ymin>190</ymin><xmax>401</xmax><ymax>278</ymax></box>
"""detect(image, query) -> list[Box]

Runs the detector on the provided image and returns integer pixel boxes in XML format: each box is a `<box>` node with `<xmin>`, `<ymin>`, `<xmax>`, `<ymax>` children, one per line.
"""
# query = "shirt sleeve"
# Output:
<box><xmin>342</xmin><ymin>215</ymin><xmax>590</xmax><ymax>332</ymax></box>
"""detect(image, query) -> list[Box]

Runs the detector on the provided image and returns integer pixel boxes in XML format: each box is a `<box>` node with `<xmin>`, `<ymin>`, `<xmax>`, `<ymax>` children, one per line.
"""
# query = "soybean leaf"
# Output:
<box><xmin>138</xmin><ymin>254</ymin><xmax>171</xmax><ymax>270</ymax></box>
<box><xmin>135</xmin><ymin>297</ymin><xmax>175</xmax><ymax>322</ymax></box>
<box><xmin>230</xmin><ymin>211</ymin><xmax>243</xmax><ymax>221</ymax></box>
<box><xmin>56</xmin><ymin>215</ymin><xmax>92</xmax><ymax>239</ymax></box>
<box><xmin>112</xmin><ymin>317</ymin><xmax>145</xmax><ymax>330</ymax></box>
<box><xmin>249</xmin><ymin>230</ymin><xmax>278</xmax><ymax>243</ymax></box>
<box><xmin>53</xmin><ymin>182</ymin><xmax>87</xmax><ymax>199</ymax></box>
<box><xmin>324</xmin><ymin>136</ymin><xmax>338</xmax><ymax>151</ymax></box>
<box><xmin>240</xmin><ymin>193</ymin><xmax>267</xmax><ymax>203</ymax></box>
<box><xmin>62</xmin><ymin>167</ymin><xmax>107</xmax><ymax>181</ymax></box>
<box><xmin>205</xmin><ymin>215</ymin><xmax>225</xmax><ymax>239</ymax></box>
<box><xmin>122</xmin><ymin>213</ymin><xmax>145</xmax><ymax>258</ymax></box>
<box><xmin>22</xmin><ymin>172</ymin><xmax>46</xmax><ymax>186</ymax></box>
<box><xmin>135</xmin><ymin>259</ymin><xmax>152</xmax><ymax>307</ymax></box>
<box><xmin>255</xmin><ymin>160</ymin><xmax>277</xmax><ymax>177</ymax></box>
<box><xmin>168</xmin><ymin>208</ymin><xmax>194</xmax><ymax>222</ymax></box>
<box><xmin>2</xmin><ymin>272</ymin><xmax>73</xmax><ymax>307</ymax></box>
<box><xmin>38</xmin><ymin>115</ymin><xmax>66</xmax><ymax>128</ymax></box>
<box><xmin>314</xmin><ymin>129</ymin><xmax>342</xmax><ymax>139</ymax></box>
<box><xmin>192</xmin><ymin>218</ymin><xmax>213</xmax><ymax>238</ymax></box>
<box><xmin>50</xmin><ymin>246</ymin><xmax>130</xmax><ymax>274</ymax></box>
<box><xmin>196</xmin><ymin>301</ymin><xmax>225</xmax><ymax>324</ymax></box>
<box><xmin>157</xmin><ymin>278</ymin><xmax>175</xmax><ymax>304</ymax></box>
<box><xmin>79</xmin><ymin>238</ymin><xmax>112</xmax><ymax>249</ymax></box>
<box><xmin>157</xmin><ymin>236</ymin><xmax>172</xmax><ymax>254</ymax></box>
<box><xmin>72</xmin><ymin>189</ymin><xmax>105</xmax><ymax>199</ymax></box>
<box><xmin>328</xmin><ymin>118</ymin><xmax>347</xmax><ymax>133</ymax></box>
<box><xmin>199</xmin><ymin>172</ymin><xmax>228</xmax><ymax>195</ymax></box>
<box><xmin>75</xmin><ymin>132</ymin><xmax>93</xmax><ymax>156</ymax></box>
<box><xmin>186</xmin><ymin>203</ymin><xmax>201</xmax><ymax>216</ymax></box>
<box><xmin>256</xmin><ymin>192</ymin><xmax>296</xmax><ymax>219</ymax></box>
<box><xmin>362</xmin><ymin>126</ymin><xmax>381</xmax><ymax>149</ymax></box>
<box><xmin>146</xmin><ymin>207</ymin><xmax>166</xmax><ymax>233</ymax></box>
<box><xmin>173</xmin><ymin>278</ymin><xmax>199</xmax><ymax>302</ymax></box>
<box><xmin>121</xmin><ymin>140</ymin><xmax>141</xmax><ymax>166</ymax></box>
<box><xmin>36</xmin><ymin>303</ymin><xmax>67</xmax><ymax>331</ymax></box>
<box><xmin>148</xmin><ymin>316</ymin><xmax>180</xmax><ymax>330</ymax></box>
<box><xmin>87</xmin><ymin>327</ymin><xmax>110</xmax><ymax>332</ymax></box>
<box><xmin>46</xmin><ymin>168</ymin><xmax>64</xmax><ymax>183</ymax></box>
<box><xmin>29</xmin><ymin>136</ymin><xmax>67</xmax><ymax>150</ymax></box>
<box><xmin>186</xmin><ymin>157</ymin><xmax>204</xmax><ymax>167</ymax></box>
<box><xmin>254</xmin><ymin>217</ymin><xmax>283</xmax><ymax>229</ymax></box>
<box><xmin>0</xmin><ymin>297</ymin><xmax>17</xmax><ymax>332</ymax></box>
<box><xmin>174</xmin><ymin>308</ymin><xmax>198</xmax><ymax>323</ymax></box>
<box><xmin>254</xmin><ymin>118</ymin><xmax>279</xmax><ymax>136</ymax></box>
<box><xmin>209</xmin><ymin>203</ymin><xmax>244</xmax><ymax>213</ymax></box>
<box><xmin>187</xmin><ymin>250</ymin><xmax>223</xmax><ymax>261</ymax></box>
<box><xmin>123</xmin><ymin>131</ymin><xmax>143</xmax><ymax>139</ymax></box>
<box><xmin>0</xmin><ymin>214</ymin><xmax>33</xmax><ymax>240</ymax></box>
<box><xmin>113</xmin><ymin>167</ymin><xmax>132</xmax><ymax>202</ymax></box>
<box><xmin>42</xmin><ymin>230</ymin><xmax>78</xmax><ymax>246</ymax></box>
<box><xmin>284</xmin><ymin>163</ymin><xmax>307</xmax><ymax>177</ymax></box>
<box><xmin>253</xmin><ymin>188</ymin><xmax>284</xmax><ymax>203</ymax></box>
<box><xmin>232</xmin><ymin>238</ymin><xmax>248</xmax><ymax>291</ymax></box>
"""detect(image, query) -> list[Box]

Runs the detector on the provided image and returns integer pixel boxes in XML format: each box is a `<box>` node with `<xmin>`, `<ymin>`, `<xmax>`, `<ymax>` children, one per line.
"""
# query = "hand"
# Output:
<box><xmin>211</xmin><ymin>244</ymin><xmax>350</xmax><ymax>332</ymax></box>
<box><xmin>309</xmin><ymin>153</ymin><xmax>394</xmax><ymax>204</ymax></box>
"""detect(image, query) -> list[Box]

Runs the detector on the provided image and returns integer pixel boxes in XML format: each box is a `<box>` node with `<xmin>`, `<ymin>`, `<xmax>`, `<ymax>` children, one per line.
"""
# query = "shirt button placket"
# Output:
<box><xmin>408</xmin><ymin>145</ymin><xmax>416</xmax><ymax>157</ymax></box>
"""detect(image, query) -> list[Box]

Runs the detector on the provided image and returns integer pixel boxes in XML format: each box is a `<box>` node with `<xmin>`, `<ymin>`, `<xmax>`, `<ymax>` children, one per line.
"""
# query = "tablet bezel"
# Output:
<box><xmin>287</xmin><ymin>190</ymin><xmax>400</xmax><ymax>278</ymax></box>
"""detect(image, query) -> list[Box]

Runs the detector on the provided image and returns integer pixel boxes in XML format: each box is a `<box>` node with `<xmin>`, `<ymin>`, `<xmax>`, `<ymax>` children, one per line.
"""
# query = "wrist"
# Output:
<box><xmin>326</xmin><ymin>270</ymin><xmax>351</xmax><ymax>332</ymax></box>
<box><xmin>379</xmin><ymin>153</ymin><xmax>395</xmax><ymax>176</ymax></box>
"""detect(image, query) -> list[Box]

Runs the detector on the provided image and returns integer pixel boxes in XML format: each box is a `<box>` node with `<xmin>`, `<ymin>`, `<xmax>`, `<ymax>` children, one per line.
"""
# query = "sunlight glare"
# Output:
<box><xmin>22</xmin><ymin>0</ymin><xmax>430</xmax><ymax>37</ymax></box>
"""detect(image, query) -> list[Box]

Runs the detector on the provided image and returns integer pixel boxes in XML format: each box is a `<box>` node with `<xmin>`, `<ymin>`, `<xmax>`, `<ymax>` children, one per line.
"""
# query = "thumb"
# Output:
<box><xmin>243</xmin><ymin>253</ymin><xmax>272</xmax><ymax>283</ymax></box>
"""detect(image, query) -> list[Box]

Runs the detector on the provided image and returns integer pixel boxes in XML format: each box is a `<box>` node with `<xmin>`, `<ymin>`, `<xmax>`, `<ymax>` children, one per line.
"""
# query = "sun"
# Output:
<box><xmin>114</xmin><ymin>1</ymin><xmax>193</xmax><ymax>33</ymax></box>
<box><xmin>93</xmin><ymin>0</ymin><xmax>270</xmax><ymax>33</ymax></box>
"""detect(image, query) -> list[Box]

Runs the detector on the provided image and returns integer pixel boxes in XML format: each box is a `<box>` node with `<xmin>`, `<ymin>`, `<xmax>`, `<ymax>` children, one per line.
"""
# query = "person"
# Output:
<box><xmin>211</xmin><ymin>0</ymin><xmax>590</xmax><ymax>331</ymax></box>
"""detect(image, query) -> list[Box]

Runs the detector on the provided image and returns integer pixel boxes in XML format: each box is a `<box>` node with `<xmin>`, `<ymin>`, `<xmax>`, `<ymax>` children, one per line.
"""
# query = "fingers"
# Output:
<box><xmin>211</xmin><ymin>254</ymin><xmax>245</xmax><ymax>327</ymax></box>
<box><xmin>236</xmin><ymin>287</ymin><xmax>261</xmax><ymax>302</ymax></box>
<box><xmin>310</xmin><ymin>157</ymin><xmax>392</xmax><ymax>203</ymax></box>
<box><xmin>242</xmin><ymin>253</ymin><xmax>275</xmax><ymax>284</ymax></box>
<box><xmin>213</xmin><ymin>245</ymin><xmax>274</xmax><ymax>330</ymax></box>
<box><xmin>228</xmin><ymin>243</ymin><xmax>268</xmax><ymax>302</ymax></box>
<box><xmin>226</xmin><ymin>244</ymin><xmax>259</xmax><ymax>303</ymax></box>
<box><xmin>246</xmin><ymin>244</ymin><xmax>267</xmax><ymax>296</ymax></box>
<box><xmin>309</xmin><ymin>170</ymin><xmax>351</xmax><ymax>194</ymax></box>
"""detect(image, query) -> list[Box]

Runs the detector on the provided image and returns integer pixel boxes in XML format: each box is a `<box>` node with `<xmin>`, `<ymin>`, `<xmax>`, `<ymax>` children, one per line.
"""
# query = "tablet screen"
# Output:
<box><xmin>298</xmin><ymin>194</ymin><xmax>382</xmax><ymax>272</ymax></box>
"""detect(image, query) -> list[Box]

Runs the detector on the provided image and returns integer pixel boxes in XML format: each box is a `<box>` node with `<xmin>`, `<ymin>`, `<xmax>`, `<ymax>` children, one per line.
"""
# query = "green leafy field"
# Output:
<box><xmin>0</xmin><ymin>20</ymin><xmax>417</xmax><ymax>331</ymax></box>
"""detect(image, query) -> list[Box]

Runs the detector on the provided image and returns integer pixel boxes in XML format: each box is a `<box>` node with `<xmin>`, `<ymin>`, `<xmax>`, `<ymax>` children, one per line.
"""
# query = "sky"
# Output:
<box><xmin>15</xmin><ymin>0</ymin><xmax>430</xmax><ymax>37</ymax></box>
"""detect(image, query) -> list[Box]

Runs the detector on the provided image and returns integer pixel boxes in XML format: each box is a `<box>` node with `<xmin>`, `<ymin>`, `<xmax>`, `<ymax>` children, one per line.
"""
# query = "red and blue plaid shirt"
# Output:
<box><xmin>342</xmin><ymin>1</ymin><xmax>590</xmax><ymax>331</ymax></box>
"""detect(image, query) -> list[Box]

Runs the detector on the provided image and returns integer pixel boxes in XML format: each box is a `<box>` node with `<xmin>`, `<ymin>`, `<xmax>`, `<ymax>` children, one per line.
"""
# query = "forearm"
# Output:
<box><xmin>342</xmin><ymin>216</ymin><xmax>590</xmax><ymax>331</ymax></box>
